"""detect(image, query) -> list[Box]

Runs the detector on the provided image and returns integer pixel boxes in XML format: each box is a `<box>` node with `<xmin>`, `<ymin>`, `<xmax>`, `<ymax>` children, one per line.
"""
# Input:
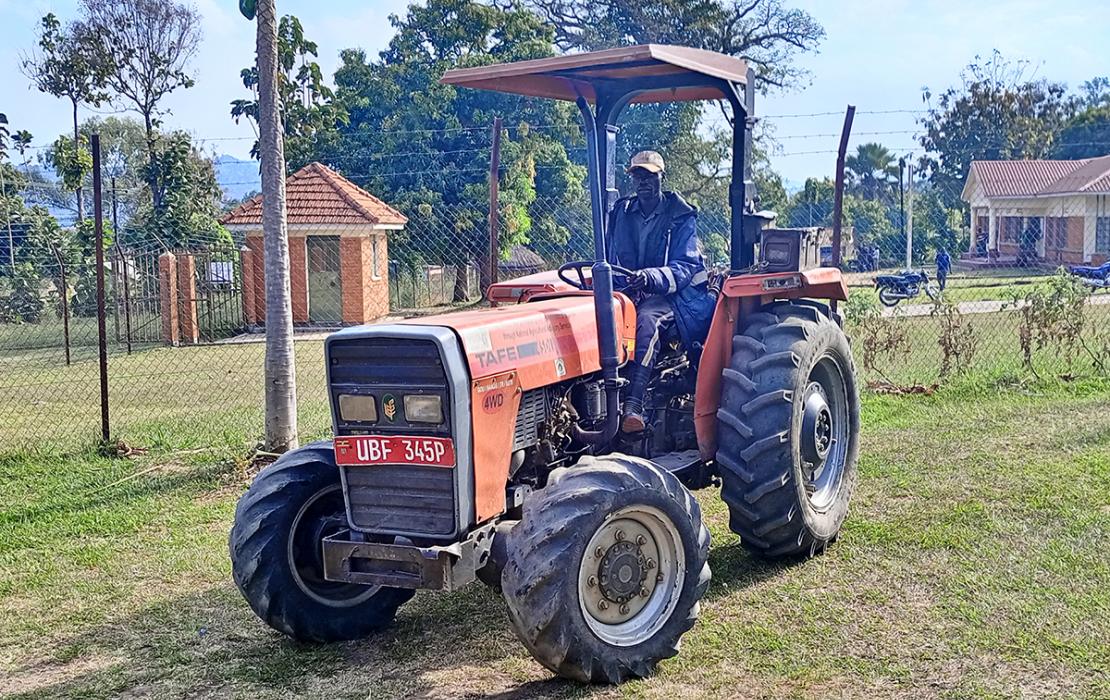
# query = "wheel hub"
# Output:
<box><xmin>800</xmin><ymin>383</ymin><xmax>833</xmax><ymax>467</ymax></box>
<box><xmin>580</xmin><ymin>517</ymin><xmax>660</xmax><ymax>625</ymax></box>
<box><xmin>598</xmin><ymin>541</ymin><xmax>648</xmax><ymax>604</ymax></box>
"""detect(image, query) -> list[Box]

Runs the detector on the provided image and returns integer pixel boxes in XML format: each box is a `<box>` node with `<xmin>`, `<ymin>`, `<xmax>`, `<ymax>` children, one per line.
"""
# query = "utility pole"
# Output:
<box><xmin>254</xmin><ymin>0</ymin><xmax>298</xmax><ymax>452</ymax></box>
<box><xmin>906</xmin><ymin>161</ymin><xmax>914</xmax><ymax>269</ymax></box>
<box><xmin>898</xmin><ymin>158</ymin><xmax>906</xmax><ymax>253</ymax></box>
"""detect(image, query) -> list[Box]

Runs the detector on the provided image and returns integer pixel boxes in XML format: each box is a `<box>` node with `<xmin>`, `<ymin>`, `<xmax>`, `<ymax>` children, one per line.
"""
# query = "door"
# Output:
<box><xmin>307</xmin><ymin>237</ymin><xmax>342</xmax><ymax>323</ymax></box>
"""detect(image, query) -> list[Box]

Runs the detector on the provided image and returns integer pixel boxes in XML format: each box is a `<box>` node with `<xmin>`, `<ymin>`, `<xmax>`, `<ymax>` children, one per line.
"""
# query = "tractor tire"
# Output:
<box><xmin>501</xmin><ymin>454</ymin><xmax>710</xmax><ymax>684</ymax></box>
<box><xmin>229</xmin><ymin>442</ymin><xmax>413</xmax><ymax>642</ymax></box>
<box><xmin>716</xmin><ymin>301</ymin><xmax>860</xmax><ymax>558</ymax></box>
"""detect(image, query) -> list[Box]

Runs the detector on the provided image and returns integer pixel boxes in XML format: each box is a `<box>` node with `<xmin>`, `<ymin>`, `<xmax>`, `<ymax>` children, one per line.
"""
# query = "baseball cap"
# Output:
<box><xmin>627</xmin><ymin>150</ymin><xmax>665</xmax><ymax>174</ymax></box>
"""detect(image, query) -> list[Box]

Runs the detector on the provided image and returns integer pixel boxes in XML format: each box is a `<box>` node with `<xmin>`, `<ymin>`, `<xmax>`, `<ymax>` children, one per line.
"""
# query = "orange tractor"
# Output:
<box><xmin>230</xmin><ymin>45</ymin><xmax>859</xmax><ymax>683</ymax></box>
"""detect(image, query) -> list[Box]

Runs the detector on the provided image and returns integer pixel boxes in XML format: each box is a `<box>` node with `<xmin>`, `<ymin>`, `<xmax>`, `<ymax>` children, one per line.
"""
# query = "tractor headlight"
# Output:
<box><xmin>404</xmin><ymin>394</ymin><xmax>444</xmax><ymax>424</ymax></box>
<box><xmin>338</xmin><ymin>394</ymin><xmax>377</xmax><ymax>422</ymax></box>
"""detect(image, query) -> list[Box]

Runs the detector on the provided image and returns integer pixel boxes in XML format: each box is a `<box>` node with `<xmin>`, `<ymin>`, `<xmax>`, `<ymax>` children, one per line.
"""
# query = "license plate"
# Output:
<box><xmin>334</xmin><ymin>435</ymin><xmax>456</xmax><ymax>467</ymax></box>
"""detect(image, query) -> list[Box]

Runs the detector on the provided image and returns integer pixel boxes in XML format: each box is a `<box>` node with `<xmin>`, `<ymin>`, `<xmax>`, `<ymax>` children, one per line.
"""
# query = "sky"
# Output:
<box><xmin>2</xmin><ymin>0</ymin><xmax>1109</xmax><ymax>189</ymax></box>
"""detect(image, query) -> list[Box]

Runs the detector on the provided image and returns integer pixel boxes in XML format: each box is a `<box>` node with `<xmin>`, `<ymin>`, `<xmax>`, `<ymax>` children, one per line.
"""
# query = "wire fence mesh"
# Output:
<box><xmin>2</xmin><ymin>115</ymin><xmax>1109</xmax><ymax>454</ymax></box>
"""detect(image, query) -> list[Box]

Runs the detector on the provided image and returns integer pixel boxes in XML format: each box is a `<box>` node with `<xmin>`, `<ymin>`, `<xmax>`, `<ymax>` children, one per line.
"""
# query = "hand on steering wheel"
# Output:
<box><xmin>557</xmin><ymin>261</ymin><xmax>638</xmax><ymax>291</ymax></box>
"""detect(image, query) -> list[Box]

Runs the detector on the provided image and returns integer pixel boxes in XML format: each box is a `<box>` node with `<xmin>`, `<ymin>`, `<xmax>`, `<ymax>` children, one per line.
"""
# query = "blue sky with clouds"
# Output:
<box><xmin>2</xmin><ymin>0</ymin><xmax>1108</xmax><ymax>187</ymax></box>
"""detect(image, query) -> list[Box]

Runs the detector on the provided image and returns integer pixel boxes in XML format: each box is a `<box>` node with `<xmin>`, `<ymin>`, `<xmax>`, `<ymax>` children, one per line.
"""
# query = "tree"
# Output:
<box><xmin>130</xmin><ymin>132</ymin><xmax>227</xmax><ymax>250</ymax></box>
<box><xmin>845</xmin><ymin>142</ymin><xmax>898</xmax><ymax>202</ymax></box>
<box><xmin>1</xmin><ymin>113</ymin><xmax>13</xmax><ymax>266</ymax></box>
<box><xmin>231</xmin><ymin>15</ymin><xmax>348</xmax><ymax>170</ymax></box>
<box><xmin>507</xmin><ymin>0</ymin><xmax>815</xmax><ymax>239</ymax></box>
<box><xmin>45</xmin><ymin>134</ymin><xmax>93</xmax><ymax>216</ymax></box>
<box><xmin>21</xmin><ymin>13</ymin><xmax>108</xmax><ymax>221</ymax></box>
<box><xmin>512</xmin><ymin>0</ymin><xmax>824</xmax><ymax>89</ymax></box>
<box><xmin>79</xmin><ymin>116</ymin><xmax>149</xmax><ymax>227</ymax></box>
<box><xmin>255</xmin><ymin>0</ymin><xmax>298</xmax><ymax>452</ymax></box>
<box><xmin>322</xmin><ymin>0</ymin><xmax>583</xmax><ymax>301</ymax></box>
<box><xmin>12</xmin><ymin>132</ymin><xmax>33</xmax><ymax>167</ymax></box>
<box><xmin>77</xmin><ymin>0</ymin><xmax>203</xmax><ymax>207</ymax></box>
<box><xmin>1052</xmin><ymin>103</ymin><xmax>1110</xmax><ymax>159</ymax></box>
<box><xmin>919</xmin><ymin>52</ymin><xmax>1080</xmax><ymax>209</ymax></box>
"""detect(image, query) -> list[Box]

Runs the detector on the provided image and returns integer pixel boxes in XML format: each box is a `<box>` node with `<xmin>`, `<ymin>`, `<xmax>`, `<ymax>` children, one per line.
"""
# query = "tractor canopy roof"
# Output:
<box><xmin>440</xmin><ymin>44</ymin><xmax>749</xmax><ymax>105</ymax></box>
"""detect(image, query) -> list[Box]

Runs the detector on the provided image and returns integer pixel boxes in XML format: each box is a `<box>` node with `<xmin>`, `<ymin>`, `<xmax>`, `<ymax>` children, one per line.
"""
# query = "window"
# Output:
<box><xmin>1045</xmin><ymin>217</ymin><xmax>1068</xmax><ymax>250</ymax></box>
<box><xmin>1097</xmin><ymin>217</ymin><xmax>1110</xmax><ymax>254</ymax></box>
<box><xmin>1000</xmin><ymin>216</ymin><xmax>1024</xmax><ymax>243</ymax></box>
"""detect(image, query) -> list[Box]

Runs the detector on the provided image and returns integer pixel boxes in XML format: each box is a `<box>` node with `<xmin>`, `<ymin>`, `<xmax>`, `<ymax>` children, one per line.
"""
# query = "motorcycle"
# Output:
<box><xmin>1069</xmin><ymin>261</ymin><xmax>1110</xmax><ymax>289</ymax></box>
<box><xmin>874</xmin><ymin>269</ymin><xmax>940</xmax><ymax>307</ymax></box>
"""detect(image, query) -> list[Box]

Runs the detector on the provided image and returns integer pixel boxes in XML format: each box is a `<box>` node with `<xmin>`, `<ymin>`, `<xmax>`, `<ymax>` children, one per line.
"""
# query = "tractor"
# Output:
<box><xmin>230</xmin><ymin>44</ymin><xmax>860</xmax><ymax>684</ymax></box>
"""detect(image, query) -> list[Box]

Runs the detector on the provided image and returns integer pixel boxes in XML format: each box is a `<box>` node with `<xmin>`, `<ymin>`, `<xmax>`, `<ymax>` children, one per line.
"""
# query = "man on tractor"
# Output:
<box><xmin>609</xmin><ymin>150</ymin><xmax>715</xmax><ymax>433</ymax></box>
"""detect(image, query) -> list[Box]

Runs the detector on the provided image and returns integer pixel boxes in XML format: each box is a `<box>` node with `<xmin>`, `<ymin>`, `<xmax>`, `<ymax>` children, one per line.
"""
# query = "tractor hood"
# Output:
<box><xmin>402</xmin><ymin>293</ymin><xmax>636</xmax><ymax>389</ymax></box>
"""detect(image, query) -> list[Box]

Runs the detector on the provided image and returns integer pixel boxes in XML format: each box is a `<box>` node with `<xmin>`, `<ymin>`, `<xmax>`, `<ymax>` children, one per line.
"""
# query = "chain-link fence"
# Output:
<box><xmin>2</xmin><ymin>117</ymin><xmax>1109</xmax><ymax>454</ymax></box>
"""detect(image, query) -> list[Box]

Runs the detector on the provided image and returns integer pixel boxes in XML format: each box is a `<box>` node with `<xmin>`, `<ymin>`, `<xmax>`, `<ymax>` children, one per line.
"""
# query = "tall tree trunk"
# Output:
<box><xmin>257</xmin><ymin>0</ymin><xmax>298</xmax><ymax>452</ymax></box>
<box><xmin>73</xmin><ymin>100</ymin><xmax>84</xmax><ymax>223</ymax></box>
<box><xmin>143</xmin><ymin>112</ymin><xmax>159</xmax><ymax>210</ymax></box>
<box><xmin>453</xmin><ymin>260</ymin><xmax>469</xmax><ymax>302</ymax></box>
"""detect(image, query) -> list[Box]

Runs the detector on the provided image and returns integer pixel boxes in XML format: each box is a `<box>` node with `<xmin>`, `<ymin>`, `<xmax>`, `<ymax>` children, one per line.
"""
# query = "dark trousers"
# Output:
<box><xmin>937</xmin><ymin>269</ymin><xmax>949</xmax><ymax>290</ymax></box>
<box><xmin>625</xmin><ymin>295</ymin><xmax>673</xmax><ymax>409</ymax></box>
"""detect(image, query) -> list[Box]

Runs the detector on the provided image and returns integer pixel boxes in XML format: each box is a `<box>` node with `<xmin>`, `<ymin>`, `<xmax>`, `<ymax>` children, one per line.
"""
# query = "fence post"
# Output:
<box><xmin>159</xmin><ymin>251</ymin><xmax>180</xmax><ymax>346</ymax></box>
<box><xmin>92</xmin><ymin>134</ymin><xmax>110</xmax><ymax>444</ymax></box>
<box><xmin>117</xmin><ymin>246</ymin><xmax>133</xmax><ymax>354</ymax></box>
<box><xmin>176</xmin><ymin>253</ymin><xmax>199</xmax><ymax>344</ymax></box>
<box><xmin>831</xmin><ymin>105</ymin><xmax>856</xmax><ymax>314</ymax></box>
<box><xmin>48</xmin><ymin>241</ymin><xmax>71</xmax><ymax>366</ymax></box>
<box><xmin>486</xmin><ymin>116</ymin><xmax>503</xmax><ymax>294</ymax></box>
<box><xmin>240</xmin><ymin>244</ymin><xmax>256</xmax><ymax>325</ymax></box>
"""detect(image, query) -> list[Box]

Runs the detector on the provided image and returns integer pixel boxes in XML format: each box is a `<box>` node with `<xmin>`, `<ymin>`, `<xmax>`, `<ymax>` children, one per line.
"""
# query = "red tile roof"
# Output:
<box><xmin>967</xmin><ymin>155</ymin><xmax>1110</xmax><ymax>199</ymax></box>
<box><xmin>220</xmin><ymin>162</ymin><xmax>408</xmax><ymax>227</ymax></box>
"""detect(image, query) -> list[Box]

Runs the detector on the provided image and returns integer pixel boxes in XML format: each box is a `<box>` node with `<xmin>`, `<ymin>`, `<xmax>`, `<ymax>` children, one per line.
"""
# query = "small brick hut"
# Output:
<box><xmin>220</xmin><ymin>162</ymin><xmax>407</xmax><ymax>326</ymax></box>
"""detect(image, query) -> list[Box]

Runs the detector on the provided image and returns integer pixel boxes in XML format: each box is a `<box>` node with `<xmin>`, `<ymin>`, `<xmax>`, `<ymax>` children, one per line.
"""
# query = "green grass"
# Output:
<box><xmin>5</xmin><ymin>299</ymin><xmax>1107</xmax><ymax>453</ymax></box>
<box><xmin>1</xmin><ymin>377</ymin><xmax>1108</xmax><ymax>698</ymax></box>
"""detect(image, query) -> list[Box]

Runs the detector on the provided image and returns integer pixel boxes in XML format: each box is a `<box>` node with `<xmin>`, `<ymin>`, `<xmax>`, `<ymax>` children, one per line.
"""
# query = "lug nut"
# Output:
<box><xmin>595</xmin><ymin>546</ymin><xmax>605</xmax><ymax>558</ymax></box>
<box><xmin>640</xmin><ymin>587</ymin><xmax>650</xmax><ymax>598</ymax></box>
<box><xmin>598</xmin><ymin>600</ymin><xmax>609</xmax><ymax>611</ymax></box>
<box><xmin>656</xmin><ymin>573</ymin><xmax>664</xmax><ymax>583</ymax></box>
<box><xmin>615</xmin><ymin>529</ymin><xmax>625</xmax><ymax>541</ymax></box>
<box><xmin>587</xmin><ymin>575</ymin><xmax>597</xmax><ymax>588</ymax></box>
<box><xmin>619</xmin><ymin>604</ymin><xmax>629</xmax><ymax>615</ymax></box>
<box><xmin>646</xmin><ymin>558</ymin><xmax>656</xmax><ymax>569</ymax></box>
<box><xmin>636</xmin><ymin>534</ymin><xmax>647</xmax><ymax>546</ymax></box>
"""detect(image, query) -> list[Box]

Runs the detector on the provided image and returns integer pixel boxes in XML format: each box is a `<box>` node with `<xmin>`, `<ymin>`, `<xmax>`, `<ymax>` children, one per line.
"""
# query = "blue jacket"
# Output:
<box><xmin>607</xmin><ymin>192</ymin><xmax>715</xmax><ymax>350</ymax></box>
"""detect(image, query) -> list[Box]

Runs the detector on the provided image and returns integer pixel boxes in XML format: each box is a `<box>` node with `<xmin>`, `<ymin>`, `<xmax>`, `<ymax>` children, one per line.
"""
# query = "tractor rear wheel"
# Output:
<box><xmin>229</xmin><ymin>442</ymin><xmax>414</xmax><ymax>642</ymax></box>
<box><xmin>716</xmin><ymin>301</ymin><xmax>860</xmax><ymax>558</ymax></box>
<box><xmin>501</xmin><ymin>454</ymin><xmax>710</xmax><ymax>683</ymax></box>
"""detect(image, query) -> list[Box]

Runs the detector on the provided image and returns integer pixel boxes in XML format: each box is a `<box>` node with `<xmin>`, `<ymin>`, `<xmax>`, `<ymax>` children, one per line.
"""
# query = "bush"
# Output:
<box><xmin>0</xmin><ymin>263</ymin><xmax>46</xmax><ymax>323</ymax></box>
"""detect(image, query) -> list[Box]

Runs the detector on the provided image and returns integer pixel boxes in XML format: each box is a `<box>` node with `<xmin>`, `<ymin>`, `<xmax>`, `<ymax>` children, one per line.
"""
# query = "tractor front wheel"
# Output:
<box><xmin>501</xmin><ymin>454</ymin><xmax>710</xmax><ymax>683</ymax></box>
<box><xmin>717</xmin><ymin>301</ymin><xmax>860</xmax><ymax>558</ymax></box>
<box><xmin>229</xmin><ymin>442</ymin><xmax>414</xmax><ymax>642</ymax></box>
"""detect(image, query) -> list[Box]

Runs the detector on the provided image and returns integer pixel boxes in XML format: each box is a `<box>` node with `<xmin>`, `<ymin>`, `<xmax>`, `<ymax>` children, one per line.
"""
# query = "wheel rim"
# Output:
<box><xmin>287</xmin><ymin>484</ymin><xmax>380</xmax><ymax>607</ymax></box>
<box><xmin>577</xmin><ymin>505</ymin><xmax>685</xmax><ymax>647</ymax></box>
<box><xmin>801</xmin><ymin>355</ymin><xmax>851</xmax><ymax>512</ymax></box>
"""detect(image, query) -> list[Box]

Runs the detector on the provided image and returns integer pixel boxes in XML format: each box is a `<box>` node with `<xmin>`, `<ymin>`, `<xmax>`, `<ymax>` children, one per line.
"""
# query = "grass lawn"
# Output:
<box><xmin>1</xmin><ymin>376</ymin><xmax>1108</xmax><ymax>699</ymax></box>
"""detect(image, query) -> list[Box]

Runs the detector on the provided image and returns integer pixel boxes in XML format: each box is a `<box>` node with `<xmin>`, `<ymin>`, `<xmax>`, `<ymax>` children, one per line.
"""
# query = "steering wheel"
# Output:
<box><xmin>558</xmin><ymin>261</ymin><xmax>637</xmax><ymax>291</ymax></box>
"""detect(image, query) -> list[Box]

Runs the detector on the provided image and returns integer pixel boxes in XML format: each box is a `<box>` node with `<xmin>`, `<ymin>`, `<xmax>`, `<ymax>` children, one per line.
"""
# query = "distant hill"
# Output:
<box><xmin>214</xmin><ymin>155</ymin><xmax>261</xmax><ymax>202</ymax></box>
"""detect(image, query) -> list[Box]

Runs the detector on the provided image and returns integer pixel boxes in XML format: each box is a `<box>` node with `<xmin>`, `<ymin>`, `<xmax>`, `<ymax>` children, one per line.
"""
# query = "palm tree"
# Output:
<box><xmin>845</xmin><ymin>142</ymin><xmax>899</xmax><ymax>201</ymax></box>
<box><xmin>256</xmin><ymin>0</ymin><xmax>298</xmax><ymax>452</ymax></box>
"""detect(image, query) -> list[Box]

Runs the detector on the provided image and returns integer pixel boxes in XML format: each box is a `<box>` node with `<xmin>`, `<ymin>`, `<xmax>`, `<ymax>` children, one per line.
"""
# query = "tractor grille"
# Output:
<box><xmin>328</xmin><ymin>335</ymin><xmax>457</xmax><ymax>539</ymax></box>
<box><xmin>513</xmin><ymin>388</ymin><xmax>547</xmax><ymax>450</ymax></box>
<box><xmin>344</xmin><ymin>465</ymin><xmax>456</xmax><ymax>536</ymax></box>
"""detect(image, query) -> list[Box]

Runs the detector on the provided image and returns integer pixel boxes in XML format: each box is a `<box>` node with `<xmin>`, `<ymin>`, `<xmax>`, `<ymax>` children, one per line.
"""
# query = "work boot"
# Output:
<box><xmin>621</xmin><ymin>400</ymin><xmax>646</xmax><ymax>433</ymax></box>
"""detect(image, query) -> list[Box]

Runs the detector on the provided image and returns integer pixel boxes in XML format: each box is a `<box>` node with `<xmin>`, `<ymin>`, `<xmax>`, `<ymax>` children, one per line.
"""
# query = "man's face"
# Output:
<box><xmin>630</xmin><ymin>168</ymin><xmax>662</xmax><ymax>201</ymax></box>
